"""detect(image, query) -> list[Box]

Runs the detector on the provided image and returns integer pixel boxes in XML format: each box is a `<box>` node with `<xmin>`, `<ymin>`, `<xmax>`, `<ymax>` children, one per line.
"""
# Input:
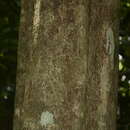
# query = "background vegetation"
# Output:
<box><xmin>0</xmin><ymin>0</ymin><xmax>130</xmax><ymax>130</ymax></box>
<box><xmin>0</xmin><ymin>0</ymin><xmax>20</xmax><ymax>129</ymax></box>
<box><xmin>118</xmin><ymin>0</ymin><xmax>130</xmax><ymax>129</ymax></box>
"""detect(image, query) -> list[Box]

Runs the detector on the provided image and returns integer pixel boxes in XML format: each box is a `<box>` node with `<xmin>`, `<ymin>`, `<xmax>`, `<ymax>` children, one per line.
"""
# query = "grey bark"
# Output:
<box><xmin>13</xmin><ymin>0</ymin><xmax>119</xmax><ymax>130</ymax></box>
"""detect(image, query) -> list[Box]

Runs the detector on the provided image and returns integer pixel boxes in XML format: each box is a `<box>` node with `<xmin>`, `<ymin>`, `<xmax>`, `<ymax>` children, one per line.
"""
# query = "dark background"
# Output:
<box><xmin>0</xmin><ymin>0</ymin><xmax>130</xmax><ymax>130</ymax></box>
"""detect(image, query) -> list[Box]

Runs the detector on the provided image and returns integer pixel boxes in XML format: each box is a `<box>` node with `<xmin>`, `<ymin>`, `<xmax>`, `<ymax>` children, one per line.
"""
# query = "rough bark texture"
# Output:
<box><xmin>13</xmin><ymin>0</ymin><xmax>119</xmax><ymax>130</ymax></box>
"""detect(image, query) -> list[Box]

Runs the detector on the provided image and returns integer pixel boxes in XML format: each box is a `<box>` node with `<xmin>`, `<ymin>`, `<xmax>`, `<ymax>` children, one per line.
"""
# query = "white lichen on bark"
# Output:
<box><xmin>40</xmin><ymin>111</ymin><xmax>54</xmax><ymax>127</ymax></box>
<box><xmin>106</xmin><ymin>27</ymin><xmax>115</xmax><ymax>69</ymax></box>
<box><xmin>106</xmin><ymin>27</ymin><xmax>115</xmax><ymax>56</ymax></box>
<box><xmin>32</xmin><ymin>0</ymin><xmax>41</xmax><ymax>45</ymax></box>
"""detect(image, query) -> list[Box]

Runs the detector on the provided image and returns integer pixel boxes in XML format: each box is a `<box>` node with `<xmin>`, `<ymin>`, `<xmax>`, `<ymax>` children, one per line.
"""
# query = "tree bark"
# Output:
<box><xmin>13</xmin><ymin>0</ymin><xmax>119</xmax><ymax>130</ymax></box>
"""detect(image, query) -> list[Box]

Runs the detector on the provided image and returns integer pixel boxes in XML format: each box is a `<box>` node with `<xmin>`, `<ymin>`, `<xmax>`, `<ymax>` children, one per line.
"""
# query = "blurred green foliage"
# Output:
<box><xmin>0</xmin><ymin>0</ymin><xmax>19</xmax><ymax>87</ymax></box>
<box><xmin>118</xmin><ymin>0</ymin><xmax>130</xmax><ymax>129</ymax></box>
<box><xmin>0</xmin><ymin>0</ymin><xmax>20</xmax><ymax>130</ymax></box>
<box><xmin>0</xmin><ymin>0</ymin><xmax>130</xmax><ymax>130</ymax></box>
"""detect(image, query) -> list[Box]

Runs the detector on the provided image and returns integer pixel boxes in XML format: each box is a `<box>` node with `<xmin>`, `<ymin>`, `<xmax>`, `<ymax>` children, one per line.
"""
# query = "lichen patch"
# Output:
<box><xmin>32</xmin><ymin>0</ymin><xmax>41</xmax><ymax>45</ymax></box>
<box><xmin>106</xmin><ymin>27</ymin><xmax>115</xmax><ymax>55</ymax></box>
<box><xmin>40</xmin><ymin>111</ymin><xmax>54</xmax><ymax>127</ymax></box>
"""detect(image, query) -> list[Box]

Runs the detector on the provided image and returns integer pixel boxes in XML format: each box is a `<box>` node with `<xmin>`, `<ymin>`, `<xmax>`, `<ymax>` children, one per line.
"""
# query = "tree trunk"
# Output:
<box><xmin>13</xmin><ymin>0</ymin><xmax>119</xmax><ymax>130</ymax></box>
